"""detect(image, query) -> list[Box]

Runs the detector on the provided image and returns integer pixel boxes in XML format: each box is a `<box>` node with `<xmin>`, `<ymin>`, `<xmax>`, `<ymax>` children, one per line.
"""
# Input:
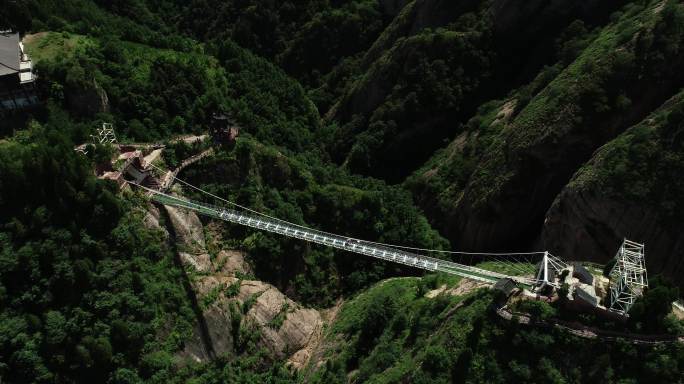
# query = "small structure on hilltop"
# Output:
<box><xmin>99</xmin><ymin>171</ymin><xmax>125</xmax><ymax>188</ymax></box>
<box><xmin>92</xmin><ymin>122</ymin><xmax>118</xmax><ymax>145</ymax></box>
<box><xmin>0</xmin><ymin>31</ymin><xmax>38</xmax><ymax>111</ymax></box>
<box><xmin>531</xmin><ymin>239</ymin><xmax>648</xmax><ymax>318</ymax></box>
<box><xmin>210</xmin><ymin>112</ymin><xmax>239</xmax><ymax>145</ymax></box>
<box><xmin>117</xmin><ymin>149</ymin><xmax>160</xmax><ymax>189</ymax></box>
<box><xmin>75</xmin><ymin>123</ymin><xmax>162</xmax><ymax>190</ymax></box>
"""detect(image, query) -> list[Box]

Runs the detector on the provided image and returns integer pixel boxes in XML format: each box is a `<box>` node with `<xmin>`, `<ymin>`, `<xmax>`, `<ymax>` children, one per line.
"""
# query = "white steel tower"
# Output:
<box><xmin>93</xmin><ymin>122</ymin><xmax>117</xmax><ymax>144</ymax></box>
<box><xmin>533</xmin><ymin>251</ymin><xmax>567</xmax><ymax>290</ymax></box>
<box><xmin>608</xmin><ymin>239</ymin><xmax>648</xmax><ymax>315</ymax></box>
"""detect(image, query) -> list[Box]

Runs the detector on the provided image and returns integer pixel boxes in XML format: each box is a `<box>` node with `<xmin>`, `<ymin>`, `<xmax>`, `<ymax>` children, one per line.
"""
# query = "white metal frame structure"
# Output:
<box><xmin>93</xmin><ymin>122</ymin><xmax>117</xmax><ymax>144</ymax></box>
<box><xmin>533</xmin><ymin>251</ymin><xmax>567</xmax><ymax>290</ymax></box>
<box><xmin>136</xmin><ymin>184</ymin><xmax>538</xmax><ymax>286</ymax></box>
<box><xmin>18</xmin><ymin>41</ymin><xmax>35</xmax><ymax>84</ymax></box>
<box><xmin>608</xmin><ymin>239</ymin><xmax>648</xmax><ymax>315</ymax></box>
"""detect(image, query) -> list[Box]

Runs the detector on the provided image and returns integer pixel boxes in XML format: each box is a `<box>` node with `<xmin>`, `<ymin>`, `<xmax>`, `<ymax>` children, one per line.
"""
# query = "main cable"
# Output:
<box><xmin>129</xmin><ymin>180</ymin><xmax>539</xmax><ymax>283</ymax></box>
<box><xmin>0</xmin><ymin>61</ymin><xmax>21</xmax><ymax>72</ymax></box>
<box><xmin>147</xmin><ymin>161</ymin><xmax>546</xmax><ymax>257</ymax></box>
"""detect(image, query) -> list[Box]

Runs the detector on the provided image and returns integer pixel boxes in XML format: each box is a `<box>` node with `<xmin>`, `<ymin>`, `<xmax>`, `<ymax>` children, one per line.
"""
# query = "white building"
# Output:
<box><xmin>0</xmin><ymin>31</ymin><xmax>38</xmax><ymax>111</ymax></box>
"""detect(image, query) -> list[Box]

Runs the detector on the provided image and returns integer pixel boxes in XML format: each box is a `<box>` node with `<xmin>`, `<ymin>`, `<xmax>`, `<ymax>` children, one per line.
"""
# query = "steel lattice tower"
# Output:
<box><xmin>608</xmin><ymin>239</ymin><xmax>648</xmax><ymax>315</ymax></box>
<box><xmin>93</xmin><ymin>122</ymin><xmax>117</xmax><ymax>144</ymax></box>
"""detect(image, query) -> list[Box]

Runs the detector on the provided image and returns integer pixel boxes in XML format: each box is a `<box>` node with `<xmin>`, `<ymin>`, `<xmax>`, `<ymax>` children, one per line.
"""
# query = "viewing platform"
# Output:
<box><xmin>0</xmin><ymin>31</ymin><xmax>38</xmax><ymax>111</ymax></box>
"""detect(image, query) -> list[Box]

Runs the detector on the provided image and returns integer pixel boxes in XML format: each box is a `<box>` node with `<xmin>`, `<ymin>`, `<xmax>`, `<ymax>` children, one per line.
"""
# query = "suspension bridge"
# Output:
<box><xmin>117</xmin><ymin>153</ymin><xmax>650</xmax><ymax>316</ymax></box>
<box><xmin>122</xmin><ymin>172</ymin><xmax>679</xmax><ymax>341</ymax></box>
<box><xmin>82</xmin><ymin>128</ymin><xmax>553</xmax><ymax>287</ymax></box>
<box><xmin>127</xmin><ymin>165</ymin><xmax>557</xmax><ymax>289</ymax></box>
<box><xmin>74</xmin><ymin>119</ymin><xmax>652</xmax><ymax>317</ymax></box>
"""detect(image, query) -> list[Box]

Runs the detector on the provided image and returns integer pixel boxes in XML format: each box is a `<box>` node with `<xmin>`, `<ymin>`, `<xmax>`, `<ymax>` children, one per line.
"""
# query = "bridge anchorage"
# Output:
<box><xmin>126</xmin><ymin>172</ymin><xmax>648</xmax><ymax>318</ymax></box>
<box><xmin>531</xmin><ymin>239</ymin><xmax>648</xmax><ymax>316</ymax></box>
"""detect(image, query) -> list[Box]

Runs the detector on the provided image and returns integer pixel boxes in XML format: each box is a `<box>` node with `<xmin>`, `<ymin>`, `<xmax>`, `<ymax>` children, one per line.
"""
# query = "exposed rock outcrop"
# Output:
<box><xmin>425</xmin><ymin>279</ymin><xmax>488</xmax><ymax>298</ymax></box>
<box><xmin>142</xmin><ymin>204</ymin><xmax>167</xmax><ymax>235</ymax></box>
<box><xmin>165</xmin><ymin>205</ymin><xmax>206</xmax><ymax>250</ymax></box>
<box><xmin>66</xmin><ymin>78</ymin><xmax>109</xmax><ymax>116</ymax></box>
<box><xmin>539</xmin><ymin>90</ymin><xmax>684</xmax><ymax>288</ymax></box>
<box><xmin>213</xmin><ymin>249</ymin><xmax>253</xmax><ymax>276</ymax></box>
<box><xmin>165</xmin><ymin>205</ymin><xmax>211</xmax><ymax>273</ymax></box>
<box><xmin>162</xmin><ymin>204</ymin><xmax>324</xmax><ymax>366</ymax></box>
<box><xmin>541</xmin><ymin>186</ymin><xmax>684</xmax><ymax>289</ymax></box>
<box><xmin>427</xmin><ymin>4</ymin><xmax>684</xmax><ymax>254</ymax></box>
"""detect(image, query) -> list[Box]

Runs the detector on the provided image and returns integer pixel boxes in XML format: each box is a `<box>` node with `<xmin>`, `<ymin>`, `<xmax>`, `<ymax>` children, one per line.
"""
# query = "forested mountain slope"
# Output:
<box><xmin>1</xmin><ymin>5</ymin><xmax>448</xmax><ymax>381</ymax></box>
<box><xmin>405</xmin><ymin>1</ymin><xmax>684</xmax><ymax>287</ymax></box>
<box><xmin>416</xmin><ymin>1</ymin><xmax>682</xmax><ymax>244</ymax></box>
<box><xmin>303</xmin><ymin>277</ymin><xmax>682</xmax><ymax>383</ymax></box>
<box><xmin>542</xmin><ymin>89</ymin><xmax>684</xmax><ymax>285</ymax></box>
<box><xmin>325</xmin><ymin>0</ymin><xmax>630</xmax><ymax>181</ymax></box>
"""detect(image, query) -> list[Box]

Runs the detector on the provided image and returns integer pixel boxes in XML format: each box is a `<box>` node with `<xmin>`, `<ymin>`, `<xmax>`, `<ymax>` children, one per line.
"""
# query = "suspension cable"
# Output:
<box><xmin>129</xmin><ymin>180</ymin><xmax>540</xmax><ymax>282</ymax></box>
<box><xmin>146</xmin><ymin>161</ymin><xmax>547</xmax><ymax>258</ymax></box>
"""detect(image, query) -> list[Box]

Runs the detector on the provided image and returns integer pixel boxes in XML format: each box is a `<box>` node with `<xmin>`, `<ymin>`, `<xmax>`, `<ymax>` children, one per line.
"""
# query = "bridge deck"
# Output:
<box><xmin>151</xmin><ymin>192</ymin><xmax>535</xmax><ymax>286</ymax></box>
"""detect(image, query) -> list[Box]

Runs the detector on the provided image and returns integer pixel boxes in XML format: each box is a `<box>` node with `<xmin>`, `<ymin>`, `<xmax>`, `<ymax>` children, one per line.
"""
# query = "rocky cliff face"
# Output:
<box><xmin>541</xmin><ymin>186</ymin><xmax>684</xmax><ymax>287</ymax></box>
<box><xmin>161</xmin><ymin>203</ymin><xmax>324</xmax><ymax>366</ymax></box>
<box><xmin>66</xmin><ymin>78</ymin><xmax>109</xmax><ymax>117</ymax></box>
<box><xmin>378</xmin><ymin>0</ymin><xmax>412</xmax><ymax>19</ymax></box>
<box><xmin>540</xmin><ymin>90</ymin><xmax>684</xmax><ymax>289</ymax></box>
<box><xmin>409</xmin><ymin>2</ymin><xmax>684</xmax><ymax>258</ymax></box>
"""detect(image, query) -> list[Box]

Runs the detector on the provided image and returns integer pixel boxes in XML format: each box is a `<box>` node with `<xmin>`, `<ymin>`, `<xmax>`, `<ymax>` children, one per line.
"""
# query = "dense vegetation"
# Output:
<box><xmin>1</xmin><ymin>2</ymin><xmax>448</xmax><ymax>382</ymax></box>
<box><xmin>2</xmin><ymin>0</ymin><xmax>684</xmax><ymax>383</ymax></box>
<box><xmin>0</xmin><ymin>121</ymin><xmax>196</xmax><ymax>382</ymax></box>
<box><xmin>24</xmin><ymin>31</ymin><xmax>318</xmax><ymax>150</ymax></box>
<box><xmin>307</xmin><ymin>277</ymin><xmax>684</xmax><ymax>384</ymax></box>
<box><xmin>0</xmin><ymin>92</ymin><xmax>296</xmax><ymax>384</ymax></box>
<box><xmin>320</xmin><ymin>276</ymin><xmax>684</xmax><ymax>383</ymax></box>
<box><xmin>180</xmin><ymin>138</ymin><xmax>447</xmax><ymax>306</ymax></box>
<box><xmin>572</xmin><ymin>89</ymin><xmax>684</xmax><ymax>223</ymax></box>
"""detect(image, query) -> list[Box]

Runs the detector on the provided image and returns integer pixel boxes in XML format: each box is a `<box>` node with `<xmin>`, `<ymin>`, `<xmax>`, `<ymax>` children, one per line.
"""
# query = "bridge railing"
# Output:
<box><xmin>151</xmin><ymin>191</ymin><xmax>536</xmax><ymax>286</ymax></box>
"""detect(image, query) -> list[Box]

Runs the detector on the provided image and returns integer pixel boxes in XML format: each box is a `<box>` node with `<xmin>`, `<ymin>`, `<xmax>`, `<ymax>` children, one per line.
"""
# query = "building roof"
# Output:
<box><xmin>493</xmin><ymin>278</ymin><xmax>517</xmax><ymax>296</ymax></box>
<box><xmin>574</xmin><ymin>284</ymin><xmax>599</xmax><ymax>307</ymax></box>
<box><xmin>99</xmin><ymin>171</ymin><xmax>123</xmax><ymax>181</ymax></box>
<box><xmin>572</xmin><ymin>263</ymin><xmax>594</xmax><ymax>285</ymax></box>
<box><xmin>0</xmin><ymin>32</ymin><xmax>20</xmax><ymax>77</ymax></box>
<box><xmin>212</xmin><ymin>112</ymin><xmax>231</xmax><ymax>121</ymax></box>
<box><xmin>118</xmin><ymin>150</ymin><xmax>142</xmax><ymax>161</ymax></box>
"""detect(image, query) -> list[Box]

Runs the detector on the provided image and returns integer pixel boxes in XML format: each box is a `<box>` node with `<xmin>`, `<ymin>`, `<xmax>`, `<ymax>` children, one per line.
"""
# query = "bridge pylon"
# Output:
<box><xmin>533</xmin><ymin>251</ymin><xmax>567</xmax><ymax>292</ymax></box>
<box><xmin>92</xmin><ymin>122</ymin><xmax>117</xmax><ymax>145</ymax></box>
<box><xmin>608</xmin><ymin>239</ymin><xmax>648</xmax><ymax>316</ymax></box>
